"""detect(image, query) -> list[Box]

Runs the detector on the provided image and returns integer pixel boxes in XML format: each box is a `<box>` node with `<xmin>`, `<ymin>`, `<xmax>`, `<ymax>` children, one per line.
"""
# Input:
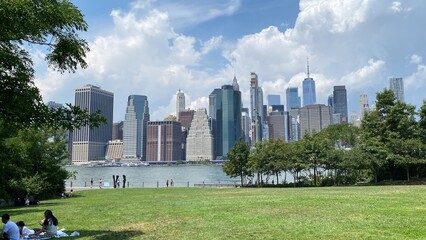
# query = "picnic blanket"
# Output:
<box><xmin>23</xmin><ymin>230</ymin><xmax>79</xmax><ymax>239</ymax></box>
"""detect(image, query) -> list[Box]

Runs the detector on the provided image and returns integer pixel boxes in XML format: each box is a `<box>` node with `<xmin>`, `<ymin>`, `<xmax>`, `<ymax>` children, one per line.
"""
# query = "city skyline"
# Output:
<box><xmin>32</xmin><ymin>1</ymin><xmax>426</xmax><ymax>122</ymax></box>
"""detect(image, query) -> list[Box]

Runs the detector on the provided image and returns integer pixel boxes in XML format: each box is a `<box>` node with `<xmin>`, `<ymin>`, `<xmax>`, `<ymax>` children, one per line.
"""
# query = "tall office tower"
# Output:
<box><xmin>286</xmin><ymin>87</ymin><xmax>301</xmax><ymax>110</ymax></box>
<box><xmin>250</xmin><ymin>72</ymin><xmax>264</xmax><ymax>144</ymax></box>
<box><xmin>268</xmin><ymin>94</ymin><xmax>281</xmax><ymax>107</ymax></box>
<box><xmin>359</xmin><ymin>94</ymin><xmax>369</xmax><ymax>120</ymax></box>
<box><xmin>333</xmin><ymin>86</ymin><xmax>348</xmax><ymax>123</ymax></box>
<box><xmin>146</xmin><ymin>121</ymin><xmax>182</xmax><ymax>161</ymax></box>
<box><xmin>186</xmin><ymin>108</ymin><xmax>214</xmax><ymax>161</ymax></box>
<box><xmin>123</xmin><ymin>95</ymin><xmax>150</xmax><ymax>161</ymax></box>
<box><xmin>288</xmin><ymin>109</ymin><xmax>300</xmax><ymax>142</ymax></box>
<box><xmin>112</xmin><ymin>121</ymin><xmax>124</xmax><ymax>140</ymax></box>
<box><xmin>176</xmin><ymin>90</ymin><xmax>185</xmax><ymax>121</ymax></box>
<box><xmin>302</xmin><ymin>59</ymin><xmax>316</xmax><ymax>106</ymax></box>
<box><xmin>389</xmin><ymin>77</ymin><xmax>404</xmax><ymax>102</ymax></box>
<box><xmin>72</xmin><ymin>85</ymin><xmax>113</xmax><ymax>164</ymax></box>
<box><xmin>178</xmin><ymin>109</ymin><xmax>195</xmax><ymax>160</ymax></box>
<box><xmin>209</xmin><ymin>82</ymin><xmax>242</xmax><ymax>159</ymax></box>
<box><xmin>299</xmin><ymin>104</ymin><xmax>331</xmax><ymax>137</ymax></box>
<box><xmin>241</xmin><ymin>108</ymin><xmax>251</xmax><ymax>144</ymax></box>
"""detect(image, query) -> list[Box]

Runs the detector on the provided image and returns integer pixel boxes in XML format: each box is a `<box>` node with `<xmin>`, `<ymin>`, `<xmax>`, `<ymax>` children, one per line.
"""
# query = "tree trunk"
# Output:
<box><xmin>406</xmin><ymin>166</ymin><xmax>410</xmax><ymax>182</ymax></box>
<box><xmin>276</xmin><ymin>172</ymin><xmax>279</xmax><ymax>185</ymax></box>
<box><xmin>313</xmin><ymin>167</ymin><xmax>317</xmax><ymax>186</ymax></box>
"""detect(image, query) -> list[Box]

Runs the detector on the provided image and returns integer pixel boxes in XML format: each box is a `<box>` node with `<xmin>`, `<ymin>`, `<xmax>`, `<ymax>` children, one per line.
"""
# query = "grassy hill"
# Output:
<box><xmin>3</xmin><ymin>186</ymin><xmax>426</xmax><ymax>239</ymax></box>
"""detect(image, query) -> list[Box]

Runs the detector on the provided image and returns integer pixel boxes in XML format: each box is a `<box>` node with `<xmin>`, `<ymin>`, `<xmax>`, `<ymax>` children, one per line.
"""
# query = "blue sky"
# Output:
<box><xmin>34</xmin><ymin>0</ymin><xmax>426</xmax><ymax>122</ymax></box>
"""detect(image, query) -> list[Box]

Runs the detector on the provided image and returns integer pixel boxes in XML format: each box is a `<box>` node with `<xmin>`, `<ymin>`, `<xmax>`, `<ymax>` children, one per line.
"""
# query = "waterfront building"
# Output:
<box><xmin>72</xmin><ymin>85</ymin><xmax>113</xmax><ymax>163</ymax></box>
<box><xmin>178</xmin><ymin>109</ymin><xmax>195</xmax><ymax>160</ymax></box>
<box><xmin>359</xmin><ymin>94</ymin><xmax>369</xmax><ymax>120</ymax></box>
<box><xmin>299</xmin><ymin>104</ymin><xmax>331</xmax><ymax>137</ymax></box>
<box><xmin>105</xmin><ymin>140</ymin><xmax>123</xmax><ymax>161</ymax></box>
<box><xmin>176</xmin><ymin>90</ymin><xmax>185</xmax><ymax>121</ymax></box>
<box><xmin>186</xmin><ymin>108</ymin><xmax>214</xmax><ymax>161</ymax></box>
<box><xmin>302</xmin><ymin>59</ymin><xmax>316</xmax><ymax>106</ymax></box>
<box><xmin>112</xmin><ymin>121</ymin><xmax>124</xmax><ymax>140</ymax></box>
<box><xmin>389</xmin><ymin>77</ymin><xmax>404</xmax><ymax>102</ymax></box>
<box><xmin>286</xmin><ymin>87</ymin><xmax>301</xmax><ymax>110</ymax></box>
<box><xmin>333</xmin><ymin>86</ymin><xmax>348</xmax><ymax>123</ymax></box>
<box><xmin>146</xmin><ymin>121</ymin><xmax>182</xmax><ymax>161</ymax></box>
<box><xmin>209</xmin><ymin>79</ymin><xmax>242</xmax><ymax>159</ymax></box>
<box><xmin>250</xmin><ymin>72</ymin><xmax>264</xmax><ymax>143</ymax></box>
<box><xmin>123</xmin><ymin>95</ymin><xmax>150</xmax><ymax>161</ymax></box>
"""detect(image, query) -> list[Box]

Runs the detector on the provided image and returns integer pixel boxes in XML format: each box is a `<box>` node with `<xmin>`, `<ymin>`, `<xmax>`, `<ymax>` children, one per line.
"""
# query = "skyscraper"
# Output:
<box><xmin>389</xmin><ymin>77</ymin><xmax>404</xmax><ymax>102</ymax></box>
<box><xmin>209</xmin><ymin>79</ymin><xmax>242</xmax><ymax>159</ymax></box>
<box><xmin>241</xmin><ymin>108</ymin><xmax>251</xmax><ymax>144</ymax></box>
<box><xmin>267</xmin><ymin>94</ymin><xmax>280</xmax><ymax>106</ymax></box>
<box><xmin>250</xmin><ymin>72</ymin><xmax>264</xmax><ymax>144</ymax></box>
<box><xmin>146</xmin><ymin>121</ymin><xmax>182</xmax><ymax>161</ymax></box>
<box><xmin>333</xmin><ymin>86</ymin><xmax>348</xmax><ymax>123</ymax></box>
<box><xmin>302</xmin><ymin>59</ymin><xmax>316</xmax><ymax>106</ymax></box>
<box><xmin>176</xmin><ymin>90</ymin><xmax>185</xmax><ymax>120</ymax></box>
<box><xmin>123</xmin><ymin>95</ymin><xmax>150</xmax><ymax>161</ymax></box>
<box><xmin>286</xmin><ymin>87</ymin><xmax>301</xmax><ymax>110</ymax></box>
<box><xmin>299</xmin><ymin>104</ymin><xmax>331</xmax><ymax>137</ymax></box>
<box><xmin>72</xmin><ymin>85</ymin><xmax>113</xmax><ymax>163</ymax></box>
<box><xmin>186</xmin><ymin>108</ymin><xmax>214</xmax><ymax>161</ymax></box>
<box><xmin>359</xmin><ymin>94</ymin><xmax>369</xmax><ymax>120</ymax></box>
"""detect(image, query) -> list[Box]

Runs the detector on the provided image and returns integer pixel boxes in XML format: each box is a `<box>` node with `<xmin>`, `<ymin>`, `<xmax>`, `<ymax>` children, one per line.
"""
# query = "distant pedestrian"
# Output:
<box><xmin>123</xmin><ymin>175</ymin><xmax>126</xmax><ymax>188</ymax></box>
<box><xmin>90</xmin><ymin>178</ymin><xmax>93</xmax><ymax>188</ymax></box>
<box><xmin>170</xmin><ymin>179</ymin><xmax>173</xmax><ymax>187</ymax></box>
<box><xmin>99</xmin><ymin>179</ymin><xmax>102</xmax><ymax>188</ymax></box>
<box><xmin>166</xmin><ymin>180</ymin><xmax>169</xmax><ymax>187</ymax></box>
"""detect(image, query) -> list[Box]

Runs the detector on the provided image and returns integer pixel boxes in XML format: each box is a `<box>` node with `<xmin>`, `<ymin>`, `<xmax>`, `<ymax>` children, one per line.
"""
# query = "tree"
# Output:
<box><xmin>223</xmin><ymin>139</ymin><xmax>251</xmax><ymax>187</ymax></box>
<box><xmin>0</xmin><ymin>0</ymin><xmax>104</xmax><ymax>200</ymax></box>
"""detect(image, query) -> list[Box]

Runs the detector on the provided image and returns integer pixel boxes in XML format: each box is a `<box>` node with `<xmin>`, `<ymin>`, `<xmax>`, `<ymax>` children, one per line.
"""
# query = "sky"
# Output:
<box><xmin>33</xmin><ymin>0</ymin><xmax>426</xmax><ymax>122</ymax></box>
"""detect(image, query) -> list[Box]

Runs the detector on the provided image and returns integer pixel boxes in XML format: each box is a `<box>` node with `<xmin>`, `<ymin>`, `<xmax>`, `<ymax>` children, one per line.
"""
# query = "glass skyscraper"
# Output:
<box><xmin>123</xmin><ymin>95</ymin><xmax>150</xmax><ymax>161</ymax></box>
<box><xmin>286</xmin><ymin>87</ymin><xmax>301</xmax><ymax>110</ymax></box>
<box><xmin>302</xmin><ymin>78</ymin><xmax>316</xmax><ymax>106</ymax></box>
<box><xmin>333</xmin><ymin>86</ymin><xmax>348</xmax><ymax>123</ymax></box>
<box><xmin>72</xmin><ymin>85</ymin><xmax>113</xmax><ymax>163</ymax></box>
<box><xmin>209</xmin><ymin>81</ymin><xmax>242</xmax><ymax>159</ymax></box>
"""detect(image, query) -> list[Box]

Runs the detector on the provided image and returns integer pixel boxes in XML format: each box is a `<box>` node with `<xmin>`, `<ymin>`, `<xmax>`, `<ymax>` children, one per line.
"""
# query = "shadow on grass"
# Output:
<box><xmin>77</xmin><ymin>230</ymin><xmax>144</xmax><ymax>240</ymax></box>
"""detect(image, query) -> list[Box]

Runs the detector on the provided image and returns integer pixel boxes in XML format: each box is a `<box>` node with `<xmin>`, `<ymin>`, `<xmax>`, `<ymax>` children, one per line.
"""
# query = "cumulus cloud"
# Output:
<box><xmin>34</xmin><ymin>0</ymin><xmax>426</xmax><ymax>121</ymax></box>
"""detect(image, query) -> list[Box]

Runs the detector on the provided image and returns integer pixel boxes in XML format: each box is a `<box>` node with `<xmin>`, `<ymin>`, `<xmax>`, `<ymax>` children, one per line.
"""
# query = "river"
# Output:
<box><xmin>65</xmin><ymin>165</ymin><xmax>239</xmax><ymax>189</ymax></box>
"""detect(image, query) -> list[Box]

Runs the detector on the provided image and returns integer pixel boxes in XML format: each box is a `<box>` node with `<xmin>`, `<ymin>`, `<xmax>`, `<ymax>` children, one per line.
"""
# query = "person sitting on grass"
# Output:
<box><xmin>38</xmin><ymin>210</ymin><xmax>58</xmax><ymax>236</ymax></box>
<box><xmin>1</xmin><ymin>214</ymin><xmax>19</xmax><ymax>240</ymax></box>
<box><xmin>16</xmin><ymin>221</ymin><xmax>35</xmax><ymax>238</ymax></box>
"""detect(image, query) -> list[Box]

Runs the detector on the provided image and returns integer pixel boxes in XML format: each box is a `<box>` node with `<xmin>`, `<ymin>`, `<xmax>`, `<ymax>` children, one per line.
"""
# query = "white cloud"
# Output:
<box><xmin>390</xmin><ymin>1</ymin><xmax>402</xmax><ymax>12</ymax></box>
<box><xmin>34</xmin><ymin>0</ymin><xmax>426</xmax><ymax>121</ymax></box>
<box><xmin>410</xmin><ymin>54</ymin><xmax>422</xmax><ymax>64</ymax></box>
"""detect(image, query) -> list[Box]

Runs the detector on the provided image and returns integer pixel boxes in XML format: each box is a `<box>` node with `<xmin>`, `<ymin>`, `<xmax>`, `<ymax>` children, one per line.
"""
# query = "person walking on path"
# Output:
<box><xmin>90</xmin><ymin>178</ymin><xmax>94</xmax><ymax>188</ymax></box>
<box><xmin>170</xmin><ymin>179</ymin><xmax>173</xmax><ymax>187</ymax></box>
<box><xmin>166</xmin><ymin>180</ymin><xmax>169</xmax><ymax>187</ymax></box>
<box><xmin>99</xmin><ymin>178</ymin><xmax>103</xmax><ymax>188</ymax></box>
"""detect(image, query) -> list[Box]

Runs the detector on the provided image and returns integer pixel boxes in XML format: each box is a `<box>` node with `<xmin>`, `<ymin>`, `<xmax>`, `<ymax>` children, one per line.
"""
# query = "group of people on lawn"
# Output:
<box><xmin>1</xmin><ymin>210</ymin><xmax>58</xmax><ymax>240</ymax></box>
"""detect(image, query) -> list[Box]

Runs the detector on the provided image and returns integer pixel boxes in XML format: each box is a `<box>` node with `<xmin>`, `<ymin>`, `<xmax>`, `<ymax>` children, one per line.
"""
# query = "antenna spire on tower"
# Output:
<box><xmin>307</xmin><ymin>57</ymin><xmax>310</xmax><ymax>79</ymax></box>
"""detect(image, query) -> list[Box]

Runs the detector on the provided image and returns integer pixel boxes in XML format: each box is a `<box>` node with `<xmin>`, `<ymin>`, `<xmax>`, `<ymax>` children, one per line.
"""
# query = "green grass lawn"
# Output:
<box><xmin>3</xmin><ymin>186</ymin><xmax>426</xmax><ymax>239</ymax></box>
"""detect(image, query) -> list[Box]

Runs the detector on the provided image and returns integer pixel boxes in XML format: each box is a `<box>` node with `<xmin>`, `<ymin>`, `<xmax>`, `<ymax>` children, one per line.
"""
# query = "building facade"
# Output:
<box><xmin>286</xmin><ymin>87</ymin><xmax>301</xmax><ymax>110</ymax></box>
<box><xmin>105</xmin><ymin>140</ymin><xmax>123</xmax><ymax>161</ymax></box>
<box><xmin>186</xmin><ymin>108</ymin><xmax>214</xmax><ymax>161</ymax></box>
<box><xmin>299</xmin><ymin>104</ymin><xmax>331</xmax><ymax>137</ymax></box>
<box><xmin>123</xmin><ymin>95</ymin><xmax>150</xmax><ymax>161</ymax></box>
<box><xmin>333</xmin><ymin>85</ymin><xmax>348</xmax><ymax>123</ymax></box>
<box><xmin>146</xmin><ymin>121</ymin><xmax>182</xmax><ymax>161</ymax></box>
<box><xmin>72</xmin><ymin>85</ymin><xmax>113</xmax><ymax>163</ymax></box>
<box><xmin>267</xmin><ymin>94</ymin><xmax>281</xmax><ymax>106</ymax></box>
<box><xmin>390</xmin><ymin>77</ymin><xmax>404</xmax><ymax>102</ymax></box>
<box><xmin>250</xmin><ymin>72</ymin><xmax>264</xmax><ymax>143</ymax></box>
<box><xmin>112</xmin><ymin>121</ymin><xmax>124</xmax><ymax>140</ymax></box>
<box><xmin>359</xmin><ymin>94</ymin><xmax>369</xmax><ymax>120</ymax></box>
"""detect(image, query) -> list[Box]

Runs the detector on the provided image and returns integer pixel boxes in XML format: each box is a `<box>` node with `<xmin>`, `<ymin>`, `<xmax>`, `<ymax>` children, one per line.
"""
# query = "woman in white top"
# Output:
<box><xmin>40</xmin><ymin>210</ymin><xmax>58</xmax><ymax>236</ymax></box>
